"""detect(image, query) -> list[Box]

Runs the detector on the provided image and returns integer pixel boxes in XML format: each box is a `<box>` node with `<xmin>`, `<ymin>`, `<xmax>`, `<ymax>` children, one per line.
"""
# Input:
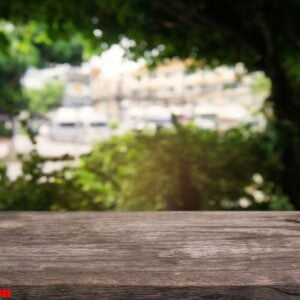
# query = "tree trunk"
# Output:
<box><xmin>267</xmin><ymin>64</ymin><xmax>300</xmax><ymax>210</ymax></box>
<box><xmin>280</xmin><ymin>125</ymin><xmax>300</xmax><ymax>210</ymax></box>
<box><xmin>177</xmin><ymin>164</ymin><xmax>200</xmax><ymax>210</ymax></box>
<box><xmin>165</xmin><ymin>162</ymin><xmax>201</xmax><ymax>210</ymax></box>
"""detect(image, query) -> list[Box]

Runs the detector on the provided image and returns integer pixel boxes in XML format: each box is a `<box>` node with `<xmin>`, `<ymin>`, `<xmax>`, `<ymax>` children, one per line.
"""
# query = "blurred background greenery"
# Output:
<box><xmin>0</xmin><ymin>1</ymin><xmax>299</xmax><ymax>211</ymax></box>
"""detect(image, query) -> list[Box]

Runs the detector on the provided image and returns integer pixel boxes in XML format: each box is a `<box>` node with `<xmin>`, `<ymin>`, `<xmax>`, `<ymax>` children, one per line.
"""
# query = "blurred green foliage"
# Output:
<box><xmin>0</xmin><ymin>21</ymin><xmax>89</xmax><ymax>118</ymax></box>
<box><xmin>24</xmin><ymin>80</ymin><xmax>64</xmax><ymax>115</ymax></box>
<box><xmin>0</xmin><ymin>120</ymin><xmax>12</xmax><ymax>137</ymax></box>
<box><xmin>0</xmin><ymin>151</ymin><xmax>101</xmax><ymax>210</ymax></box>
<box><xmin>251</xmin><ymin>73</ymin><xmax>271</xmax><ymax>96</ymax></box>
<box><xmin>0</xmin><ymin>124</ymin><xmax>293</xmax><ymax>211</ymax></box>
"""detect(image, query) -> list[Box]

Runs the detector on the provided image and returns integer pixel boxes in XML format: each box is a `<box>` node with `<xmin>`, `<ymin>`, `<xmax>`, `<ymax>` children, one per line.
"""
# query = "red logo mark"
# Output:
<box><xmin>0</xmin><ymin>289</ymin><xmax>11</xmax><ymax>298</ymax></box>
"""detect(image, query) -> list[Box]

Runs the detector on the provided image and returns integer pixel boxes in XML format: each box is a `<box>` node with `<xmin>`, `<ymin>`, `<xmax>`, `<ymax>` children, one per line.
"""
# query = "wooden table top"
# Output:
<box><xmin>0</xmin><ymin>211</ymin><xmax>299</xmax><ymax>299</ymax></box>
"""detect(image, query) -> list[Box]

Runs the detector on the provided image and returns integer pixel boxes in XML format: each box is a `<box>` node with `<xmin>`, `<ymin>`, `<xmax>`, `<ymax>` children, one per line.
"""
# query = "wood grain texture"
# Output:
<box><xmin>0</xmin><ymin>211</ymin><xmax>299</xmax><ymax>299</ymax></box>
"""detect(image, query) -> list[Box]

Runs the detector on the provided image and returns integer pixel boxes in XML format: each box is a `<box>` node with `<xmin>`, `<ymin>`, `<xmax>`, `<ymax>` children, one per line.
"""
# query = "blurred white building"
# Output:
<box><xmin>89</xmin><ymin>59</ymin><xmax>262</xmax><ymax>130</ymax></box>
<box><xmin>35</xmin><ymin>57</ymin><xmax>263</xmax><ymax>131</ymax></box>
<box><xmin>46</xmin><ymin>106</ymin><xmax>109</xmax><ymax>143</ymax></box>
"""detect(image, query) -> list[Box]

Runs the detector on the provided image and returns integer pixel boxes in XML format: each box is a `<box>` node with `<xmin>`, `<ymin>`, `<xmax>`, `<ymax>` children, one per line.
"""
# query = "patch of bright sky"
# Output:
<box><xmin>22</xmin><ymin>45</ymin><xmax>144</xmax><ymax>89</ymax></box>
<box><xmin>86</xmin><ymin>44</ymin><xmax>143</xmax><ymax>78</ymax></box>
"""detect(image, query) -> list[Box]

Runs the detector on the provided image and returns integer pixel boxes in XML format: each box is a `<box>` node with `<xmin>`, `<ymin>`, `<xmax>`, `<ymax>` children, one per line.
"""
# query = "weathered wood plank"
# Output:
<box><xmin>0</xmin><ymin>212</ymin><xmax>299</xmax><ymax>299</ymax></box>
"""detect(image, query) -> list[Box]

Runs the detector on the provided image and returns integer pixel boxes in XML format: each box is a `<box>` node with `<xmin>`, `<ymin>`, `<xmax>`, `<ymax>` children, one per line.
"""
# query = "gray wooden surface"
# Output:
<box><xmin>0</xmin><ymin>212</ymin><xmax>299</xmax><ymax>299</ymax></box>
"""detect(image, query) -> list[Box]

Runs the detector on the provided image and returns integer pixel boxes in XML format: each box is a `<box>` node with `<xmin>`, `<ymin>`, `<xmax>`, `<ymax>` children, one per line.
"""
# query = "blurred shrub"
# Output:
<box><xmin>239</xmin><ymin>173</ymin><xmax>293</xmax><ymax>210</ymax></box>
<box><xmin>0</xmin><ymin>151</ymin><xmax>110</xmax><ymax>210</ymax></box>
<box><xmin>75</xmin><ymin>123</ymin><xmax>292</xmax><ymax>211</ymax></box>
<box><xmin>0</xmin><ymin>123</ymin><xmax>294</xmax><ymax>211</ymax></box>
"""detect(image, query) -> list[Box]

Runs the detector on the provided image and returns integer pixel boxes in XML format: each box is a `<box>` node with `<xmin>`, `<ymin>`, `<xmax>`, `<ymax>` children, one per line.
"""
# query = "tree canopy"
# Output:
<box><xmin>1</xmin><ymin>1</ymin><xmax>299</xmax><ymax>65</ymax></box>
